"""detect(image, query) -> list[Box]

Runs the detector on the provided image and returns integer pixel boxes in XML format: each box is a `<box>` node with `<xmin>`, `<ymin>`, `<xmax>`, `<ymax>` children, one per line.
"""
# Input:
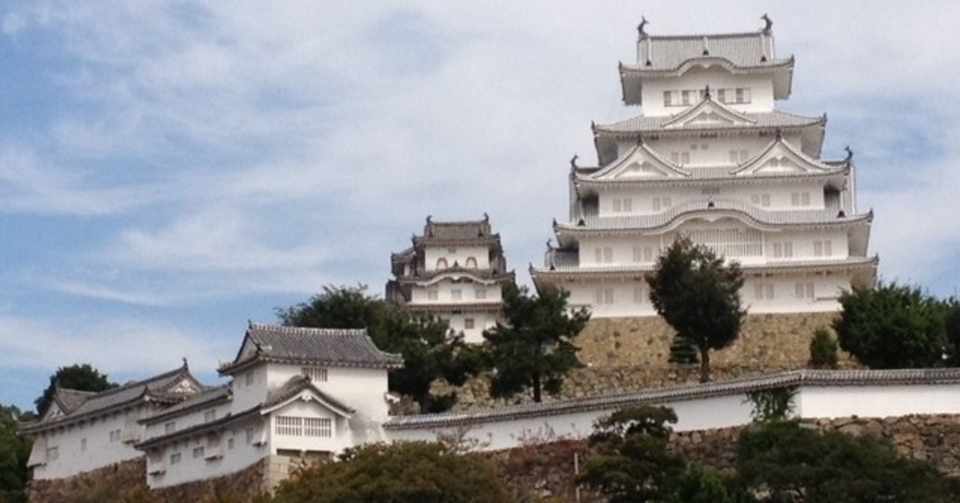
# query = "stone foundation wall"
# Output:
<box><xmin>27</xmin><ymin>457</ymin><xmax>270</xmax><ymax>503</ymax></box>
<box><xmin>443</xmin><ymin>312</ymin><xmax>856</xmax><ymax>411</ymax></box>
<box><xmin>490</xmin><ymin>414</ymin><xmax>960</xmax><ymax>502</ymax></box>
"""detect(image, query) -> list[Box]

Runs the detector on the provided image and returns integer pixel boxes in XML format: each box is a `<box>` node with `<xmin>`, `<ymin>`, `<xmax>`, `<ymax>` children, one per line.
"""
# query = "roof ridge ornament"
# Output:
<box><xmin>637</xmin><ymin>16</ymin><xmax>648</xmax><ymax>40</ymax></box>
<box><xmin>761</xmin><ymin>13</ymin><xmax>773</xmax><ymax>35</ymax></box>
<box><xmin>636</xmin><ymin>134</ymin><xmax>644</xmax><ymax>146</ymax></box>
<box><xmin>844</xmin><ymin>146</ymin><xmax>854</xmax><ymax>162</ymax></box>
<box><xmin>569</xmin><ymin>154</ymin><xmax>579</xmax><ymax>169</ymax></box>
<box><xmin>704</xmin><ymin>84</ymin><xmax>711</xmax><ymax>99</ymax></box>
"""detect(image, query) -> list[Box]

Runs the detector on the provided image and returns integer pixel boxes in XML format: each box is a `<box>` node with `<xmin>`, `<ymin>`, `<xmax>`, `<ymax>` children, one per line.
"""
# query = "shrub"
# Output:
<box><xmin>808</xmin><ymin>327</ymin><xmax>839</xmax><ymax>369</ymax></box>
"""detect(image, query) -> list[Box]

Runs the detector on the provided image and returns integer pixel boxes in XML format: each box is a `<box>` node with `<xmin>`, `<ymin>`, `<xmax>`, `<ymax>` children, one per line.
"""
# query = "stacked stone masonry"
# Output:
<box><xmin>447</xmin><ymin>312</ymin><xmax>855</xmax><ymax>411</ymax></box>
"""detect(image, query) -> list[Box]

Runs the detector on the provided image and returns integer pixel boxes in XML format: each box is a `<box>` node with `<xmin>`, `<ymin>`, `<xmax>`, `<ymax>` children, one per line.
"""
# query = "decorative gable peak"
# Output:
<box><xmin>731</xmin><ymin>134</ymin><xmax>837</xmax><ymax>176</ymax></box>
<box><xmin>585</xmin><ymin>139</ymin><xmax>691</xmax><ymax>181</ymax></box>
<box><xmin>663</xmin><ymin>91</ymin><xmax>757</xmax><ymax>129</ymax></box>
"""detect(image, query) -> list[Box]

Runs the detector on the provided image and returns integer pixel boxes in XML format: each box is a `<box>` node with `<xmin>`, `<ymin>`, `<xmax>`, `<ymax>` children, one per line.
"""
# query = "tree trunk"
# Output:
<box><xmin>532</xmin><ymin>373</ymin><xmax>542</xmax><ymax>403</ymax></box>
<box><xmin>699</xmin><ymin>348</ymin><xmax>711</xmax><ymax>383</ymax></box>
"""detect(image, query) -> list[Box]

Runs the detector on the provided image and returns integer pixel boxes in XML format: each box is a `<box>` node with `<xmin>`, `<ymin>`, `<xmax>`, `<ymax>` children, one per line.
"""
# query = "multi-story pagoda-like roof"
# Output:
<box><xmin>390</xmin><ymin>214</ymin><xmax>509</xmax><ymax>278</ymax></box>
<box><xmin>621</xmin><ymin>15</ymin><xmax>794</xmax><ymax>105</ymax></box>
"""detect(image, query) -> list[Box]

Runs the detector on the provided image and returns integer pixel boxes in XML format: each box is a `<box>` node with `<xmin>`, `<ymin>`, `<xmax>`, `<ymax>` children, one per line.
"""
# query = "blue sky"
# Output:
<box><xmin>2</xmin><ymin>1</ymin><xmax>959</xmax><ymax>411</ymax></box>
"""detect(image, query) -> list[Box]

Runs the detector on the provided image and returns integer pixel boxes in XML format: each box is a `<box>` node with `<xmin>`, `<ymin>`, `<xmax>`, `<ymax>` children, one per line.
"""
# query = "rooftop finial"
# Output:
<box><xmin>844</xmin><ymin>146</ymin><xmax>854</xmax><ymax>162</ymax></box>
<box><xmin>637</xmin><ymin>16</ymin><xmax>649</xmax><ymax>39</ymax></box>
<box><xmin>181</xmin><ymin>357</ymin><xmax>188</xmax><ymax>369</ymax></box>
<box><xmin>483</xmin><ymin>212</ymin><xmax>489</xmax><ymax>222</ymax></box>
<box><xmin>569</xmin><ymin>154</ymin><xmax>579</xmax><ymax>169</ymax></box>
<box><xmin>761</xmin><ymin>14</ymin><xmax>773</xmax><ymax>35</ymax></box>
<box><xmin>426</xmin><ymin>215</ymin><xmax>432</xmax><ymax>224</ymax></box>
<box><xmin>552</xmin><ymin>218</ymin><xmax>558</xmax><ymax>229</ymax></box>
<box><xmin>546</xmin><ymin>238</ymin><xmax>553</xmax><ymax>251</ymax></box>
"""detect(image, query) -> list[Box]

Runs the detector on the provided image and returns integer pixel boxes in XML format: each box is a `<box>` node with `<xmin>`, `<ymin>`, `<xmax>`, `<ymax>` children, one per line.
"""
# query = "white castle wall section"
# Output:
<box><xmin>561</xmin><ymin>273</ymin><xmax>850</xmax><ymax>317</ymax></box>
<box><xmin>613</xmin><ymin>133</ymin><xmax>806</xmax><ymax>173</ymax></box>
<box><xmin>264</xmin><ymin>364</ymin><xmax>391</xmax><ymax>425</ymax></box>
<box><xmin>640</xmin><ymin>68</ymin><xmax>776</xmax><ymax>117</ymax></box>
<box><xmin>31</xmin><ymin>405</ymin><xmax>154</xmax><ymax>480</ymax></box>
<box><xmin>596</xmin><ymin>180</ymin><xmax>830</xmax><ymax>218</ymax></box>
<box><xmin>387</xmin><ymin>382</ymin><xmax>960</xmax><ymax>452</ymax></box>
<box><xmin>146</xmin><ymin>413</ymin><xmax>267</xmax><ymax>489</ymax></box>
<box><xmin>444</xmin><ymin>312</ymin><xmax>498</xmax><ymax>344</ymax></box>
<box><xmin>424</xmin><ymin>245</ymin><xmax>491</xmax><ymax>271</ymax></box>
<box><xmin>408</xmin><ymin>279</ymin><xmax>502</xmax><ymax>305</ymax></box>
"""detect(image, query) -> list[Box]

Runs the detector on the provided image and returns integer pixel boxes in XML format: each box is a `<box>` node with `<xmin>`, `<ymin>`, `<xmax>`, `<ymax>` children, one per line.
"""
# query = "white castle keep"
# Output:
<box><xmin>531</xmin><ymin>16</ymin><xmax>876</xmax><ymax>317</ymax></box>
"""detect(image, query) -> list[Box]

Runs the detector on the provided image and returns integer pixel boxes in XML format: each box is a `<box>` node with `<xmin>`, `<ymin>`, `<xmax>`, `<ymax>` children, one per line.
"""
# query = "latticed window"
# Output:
<box><xmin>169</xmin><ymin>452</ymin><xmax>181</xmax><ymax>465</ymax></box>
<box><xmin>276</xmin><ymin>416</ymin><xmax>303</xmax><ymax>436</ymax></box>
<box><xmin>633</xmin><ymin>286</ymin><xmax>645</xmax><ymax>304</ymax></box>
<box><xmin>302</xmin><ymin>367</ymin><xmax>328</xmax><ymax>383</ymax></box>
<box><xmin>475</xmin><ymin>287</ymin><xmax>487</xmax><ymax>299</ymax></box>
<box><xmin>679</xmin><ymin>227</ymin><xmax>763</xmax><ymax>258</ymax></box>
<box><xmin>304</xmin><ymin>417</ymin><xmax>333</xmax><ymax>438</ymax></box>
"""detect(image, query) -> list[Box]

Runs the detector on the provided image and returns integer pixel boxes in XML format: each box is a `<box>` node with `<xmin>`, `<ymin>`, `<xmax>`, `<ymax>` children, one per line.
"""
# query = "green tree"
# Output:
<box><xmin>272</xmin><ymin>441</ymin><xmax>510</xmax><ymax>503</ymax></box>
<box><xmin>0</xmin><ymin>405</ymin><xmax>31</xmax><ymax>503</ymax></box>
<box><xmin>736</xmin><ymin>420</ymin><xmax>955</xmax><ymax>502</ymax></box>
<box><xmin>834</xmin><ymin>282</ymin><xmax>949</xmax><ymax>369</ymax></box>
<box><xmin>808</xmin><ymin>327</ymin><xmax>839</xmax><ymax>369</ymax></box>
<box><xmin>945</xmin><ymin>300</ymin><xmax>960</xmax><ymax>365</ymax></box>
<box><xmin>481</xmin><ymin>284</ymin><xmax>589</xmax><ymax>402</ymax></box>
<box><xmin>578</xmin><ymin>406</ymin><xmax>686</xmax><ymax>503</ymax></box>
<box><xmin>277</xmin><ymin>285</ymin><xmax>480</xmax><ymax>412</ymax></box>
<box><xmin>35</xmin><ymin>364</ymin><xmax>115</xmax><ymax>416</ymax></box>
<box><xmin>646</xmin><ymin>237</ymin><xmax>746</xmax><ymax>382</ymax></box>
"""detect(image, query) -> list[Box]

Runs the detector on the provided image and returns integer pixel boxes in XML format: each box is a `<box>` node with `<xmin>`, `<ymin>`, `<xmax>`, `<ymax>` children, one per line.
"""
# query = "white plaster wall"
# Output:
<box><xmin>597</xmin><ymin>180</ymin><xmax>827</xmax><ymax>218</ymax></box>
<box><xmin>578</xmin><ymin>228</ymin><xmax>850</xmax><ymax>269</ymax></box>
<box><xmin>557</xmin><ymin>272</ymin><xmax>850</xmax><ymax>318</ymax></box>
<box><xmin>265</xmin><ymin>364</ymin><xmax>390</xmax><ymax>425</ymax></box>
<box><xmin>797</xmin><ymin>385</ymin><xmax>960</xmax><ymax>418</ymax></box>
<box><xmin>231</xmin><ymin>364</ymin><xmax>268</xmax><ymax>412</ymax></box>
<box><xmin>388</xmin><ymin>393</ymin><xmax>752</xmax><ymax>451</ymax></box>
<box><xmin>409</xmin><ymin>279</ymin><xmax>502</xmax><ymax>305</ymax></box>
<box><xmin>143</xmin><ymin>403</ymin><xmax>231</xmax><ymax>442</ymax></box>
<box><xmin>424</xmin><ymin>245</ymin><xmax>490</xmax><ymax>271</ymax></box>
<box><xmin>640</xmin><ymin>67</ymin><xmax>775</xmax><ymax>117</ymax></box>
<box><xmin>613</xmin><ymin>133</ymin><xmax>804</xmax><ymax>172</ymax></box>
<box><xmin>145</xmin><ymin>415</ymin><xmax>267</xmax><ymax>489</ymax></box>
<box><xmin>444</xmin><ymin>312</ymin><xmax>498</xmax><ymax>344</ymax></box>
<box><xmin>31</xmin><ymin>404</ymin><xmax>155</xmax><ymax>480</ymax></box>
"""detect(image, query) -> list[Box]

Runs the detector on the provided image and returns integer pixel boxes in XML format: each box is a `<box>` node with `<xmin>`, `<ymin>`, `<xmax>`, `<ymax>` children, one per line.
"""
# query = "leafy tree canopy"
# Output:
<box><xmin>834</xmin><ymin>282</ymin><xmax>950</xmax><ymax>369</ymax></box>
<box><xmin>646</xmin><ymin>237</ymin><xmax>746</xmax><ymax>382</ymax></box>
<box><xmin>481</xmin><ymin>284</ymin><xmax>589</xmax><ymax>402</ymax></box>
<box><xmin>35</xmin><ymin>364</ymin><xmax>115</xmax><ymax>416</ymax></box>
<box><xmin>277</xmin><ymin>285</ymin><xmax>481</xmax><ymax>412</ymax></box>
<box><xmin>0</xmin><ymin>405</ymin><xmax>31</xmax><ymax>503</ymax></box>
<box><xmin>271</xmin><ymin>441</ymin><xmax>510</xmax><ymax>503</ymax></box>
<box><xmin>736</xmin><ymin>420</ymin><xmax>956</xmax><ymax>502</ymax></box>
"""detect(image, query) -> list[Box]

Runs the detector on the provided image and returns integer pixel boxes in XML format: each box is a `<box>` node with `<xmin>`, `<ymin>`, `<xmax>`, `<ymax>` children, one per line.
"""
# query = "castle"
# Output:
<box><xmin>23</xmin><ymin>18</ymin><xmax>947</xmax><ymax>497</ymax></box>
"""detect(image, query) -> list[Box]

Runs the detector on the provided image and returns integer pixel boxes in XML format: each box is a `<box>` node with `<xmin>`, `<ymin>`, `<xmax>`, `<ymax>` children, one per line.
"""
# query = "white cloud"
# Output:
<box><xmin>2</xmin><ymin>0</ymin><xmax>959</xmax><ymax>302</ymax></box>
<box><xmin>0</xmin><ymin>315</ymin><xmax>232</xmax><ymax>377</ymax></box>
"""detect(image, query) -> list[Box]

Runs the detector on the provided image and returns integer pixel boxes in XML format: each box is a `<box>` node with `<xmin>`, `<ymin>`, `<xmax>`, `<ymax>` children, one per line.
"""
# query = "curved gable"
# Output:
<box><xmin>587</xmin><ymin>141</ymin><xmax>691</xmax><ymax>181</ymax></box>
<box><xmin>663</xmin><ymin>94</ymin><xmax>757</xmax><ymax>129</ymax></box>
<box><xmin>732</xmin><ymin>135</ymin><xmax>837</xmax><ymax>176</ymax></box>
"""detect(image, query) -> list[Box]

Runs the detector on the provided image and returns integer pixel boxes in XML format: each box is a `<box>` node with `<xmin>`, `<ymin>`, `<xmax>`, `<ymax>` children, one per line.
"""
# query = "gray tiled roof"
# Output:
<box><xmin>384</xmin><ymin>368</ymin><xmax>960</xmax><ymax>430</ymax></box>
<box><xmin>394</xmin><ymin>265</ymin><xmax>515</xmax><ymax>284</ymax></box>
<box><xmin>557</xmin><ymin>199</ymin><xmax>870</xmax><ymax>233</ymax></box>
<box><xmin>264</xmin><ymin>375</ymin><xmax>355</xmax><ymax>415</ymax></box>
<box><xmin>21</xmin><ymin>364</ymin><xmax>200</xmax><ymax>434</ymax></box>
<box><xmin>626</xmin><ymin>32</ymin><xmax>790</xmax><ymax>72</ymax></box>
<box><xmin>594</xmin><ymin>109</ymin><xmax>823</xmax><ymax>135</ymax></box>
<box><xmin>136</xmin><ymin>405</ymin><xmax>262</xmax><ymax>450</ymax></box>
<box><xmin>537</xmin><ymin>256</ymin><xmax>879</xmax><ymax>275</ymax></box>
<box><xmin>417</xmin><ymin>215</ymin><xmax>495</xmax><ymax>243</ymax></box>
<box><xmin>52</xmin><ymin>388</ymin><xmax>96</xmax><ymax>414</ymax></box>
<box><xmin>140</xmin><ymin>385</ymin><xmax>232</xmax><ymax>425</ymax></box>
<box><xmin>220</xmin><ymin>324</ymin><xmax>404</xmax><ymax>373</ymax></box>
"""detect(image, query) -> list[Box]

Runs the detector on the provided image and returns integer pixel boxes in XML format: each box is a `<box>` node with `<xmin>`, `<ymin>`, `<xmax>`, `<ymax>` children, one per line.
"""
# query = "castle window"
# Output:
<box><xmin>164</xmin><ymin>422</ymin><xmax>176</xmax><ymax>434</ymax></box>
<box><xmin>245</xmin><ymin>371</ymin><xmax>254</xmax><ymax>386</ymax></box>
<box><xmin>680</xmin><ymin>152</ymin><xmax>690</xmax><ymax>164</ymax></box>
<box><xmin>302</xmin><ymin>367</ymin><xmax>328</xmax><ymax>383</ymax></box>
<box><xmin>633</xmin><ymin>286</ymin><xmax>645</xmax><ymax>304</ymax></box>
<box><xmin>795</xmin><ymin>283</ymin><xmax>815</xmax><ymax>299</ymax></box>
<box><xmin>612</xmin><ymin>198</ymin><xmax>621</xmax><ymax>212</ymax></box>
<box><xmin>602</xmin><ymin>247</ymin><xmax>613</xmax><ymax>263</ymax></box>
<box><xmin>170</xmin><ymin>452</ymin><xmax>181</xmax><ymax>465</ymax></box>
<box><xmin>735</xmin><ymin>87</ymin><xmax>751</xmax><ymax>104</ymax></box>
<box><xmin>475</xmin><ymin>287</ymin><xmax>487</xmax><ymax>299</ymax></box>
<box><xmin>681</xmin><ymin>90</ymin><xmax>692</xmax><ymax>105</ymax></box>
<box><xmin>451</xmin><ymin>289</ymin><xmax>462</xmax><ymax>300</ymax></box>
<box><xmin>717</xmin><ymin>88</ymin><xmax>726</xmax><ymax>103</ymax></box>
<box><xmin>754</xmin><ymin>283</ymin><xmax>775</xmax><ymax>300</ymax></box>
<box><xmin>276</xmin><ymin>416</ymin><xmax>303</xmax><ymax>436</ymax></box>
<box><xmin>464</xmin><ymin>318</ymin><xmax>475</xmax><ymax>330</ymax></box>
<box><xmin>109</xmin><ymin>429</ymin><xmax>121</xmax><ymax>442</ymax></box>
<box><xmin>192</xmin><ymin>446</ymin><xmax>204</xmax><ymax>459</ymax></box>
<box><xmin>81</xmin><ymin>438</ymin><xmax>87</xmax><ymax>452</ymax></box>
<box><xmin>427</xmin><ymin>288</ymin><xmax>438</xmax><ymax>301</ymax></box>
<box><xmin>436</xmin><ymin>258</ymin><xmax>448</xmax><ymax>270</ymax></box>
<box><xmin>47</xmin><ymin>446</ymin><xmax>59</xmax><ymax>461</ymax></box>
<box><xmin>305</xmin><ymin>418</ymin><xmax>333</xmax><ymax>438</ymax></box>
<box><xmin>204</xmin><ymin>410</ymin><xmax>217</xmax><ymax>423</ymax></box>
<box><xmin>663</xmin><ymin>91</ymin><xmax>673</xmax><ymax>107</ymax></box>
<box><xmin>465</xmin><ymin>257</ymin><xmax>478</xmax><ymax>268</ymax></box>
<box><xmin>227</xmin><ymin>437</ymin><xmax>235</xmax><ymax>450</ymax></box>
<box><xmin>632</xmin><ymin>246</ymin><xmax>642</xmax><ymax>263</ymax></box>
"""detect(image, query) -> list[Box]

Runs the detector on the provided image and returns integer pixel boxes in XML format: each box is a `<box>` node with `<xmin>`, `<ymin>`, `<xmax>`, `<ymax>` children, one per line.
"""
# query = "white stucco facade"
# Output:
<box><xmin>387</xmin><ymin>216</ymin><xmax>515</xmax><ymax>343</ymax></box>
<box><xmin>532</xmin><ymin>21</ymin><xmax>876</xmax><ymax>316</ymax></box>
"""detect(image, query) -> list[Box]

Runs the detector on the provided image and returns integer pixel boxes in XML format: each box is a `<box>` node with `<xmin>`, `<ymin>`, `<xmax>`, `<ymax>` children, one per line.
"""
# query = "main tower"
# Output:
<box><xmin>531</xmin><ymin>16</ymin><xmax>876</xmax><ymax>317</ymax></box>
